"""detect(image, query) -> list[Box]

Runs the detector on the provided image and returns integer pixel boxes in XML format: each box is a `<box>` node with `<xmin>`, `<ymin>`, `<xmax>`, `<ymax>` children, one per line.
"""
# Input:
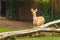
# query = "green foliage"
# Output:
<box><xmin>53</xmin><ymin>13</ymin><xmax>60</xmax><ymax>20</ymax></box>
<box><xmin>42</xmin><ymin>0</ymin><xmax>49</xmax><ymax>2</ymax></box>
<box><xmin>53</xmin><ymin>11</ymin><xmax>60</xmax><ymax>26</ymax></box>
<box><xmin>6</xmin><ymin>7</ymin><xmax>13</xmax><ymax>20</ymax></box>
<box><xmin>38</xmin><ymin>3</ymin><xmax>52</xmax><ymax>23</ymax></box>
<box><xmin>33</xmin><ymin>0</ymin><xmax>41</xmax><ymax>2</ymax></box>
<box><xmin>12</xmin><ymin>2</ymin><xmax>19</xmax><ymax>20</ymax></box>
<box><xmin>33</xmin><ymin>0</ymin><xmax>49</xmax><ymax>2</ymax></box>
<box><xmin>6</xmin><ymin>1</ymin><xmax>18</xmax><ymax>20</ymax></box>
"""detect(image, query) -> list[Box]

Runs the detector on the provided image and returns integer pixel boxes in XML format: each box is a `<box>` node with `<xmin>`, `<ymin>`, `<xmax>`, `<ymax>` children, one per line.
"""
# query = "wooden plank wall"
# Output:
<box><xmin>18</xmin><ymin>2</ymin><xmax>33</xmax><ymax>21</ymax></box>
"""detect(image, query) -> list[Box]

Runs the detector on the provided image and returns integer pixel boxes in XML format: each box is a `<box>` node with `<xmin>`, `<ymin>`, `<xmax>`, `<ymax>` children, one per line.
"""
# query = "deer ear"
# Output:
<box><xmin>35</xmin><ymin>9</ymin><xmax>38</xmax><ymax>12</ymax></box>
<box><xmin>31</xmin><ymin>8</ymin><xmax>33</xmax><ymax>12</ymax></box>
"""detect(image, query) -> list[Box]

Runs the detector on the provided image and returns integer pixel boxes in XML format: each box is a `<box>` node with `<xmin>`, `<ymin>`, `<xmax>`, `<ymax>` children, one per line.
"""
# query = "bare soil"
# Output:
<box><xmin>0</xmin><ymin>16</ymin><xmax>60</xmax><ymax>30</ymax></box>
<box><xmin>0</xmin><ymin>16</ymin><xmax>33</xmax><ymax>30</ymax></box>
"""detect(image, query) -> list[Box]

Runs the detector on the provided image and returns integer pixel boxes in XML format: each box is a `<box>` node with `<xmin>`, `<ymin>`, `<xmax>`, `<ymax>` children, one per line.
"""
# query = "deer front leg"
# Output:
<box><xmin>33</xmin><ymin>21</ymin><xmax>39</xmax><ymax>28</ymax></box>
<box><xmin>33</xmin><ymin>24</ymin><xmax>39</xmax><ymax>28</ymax></box>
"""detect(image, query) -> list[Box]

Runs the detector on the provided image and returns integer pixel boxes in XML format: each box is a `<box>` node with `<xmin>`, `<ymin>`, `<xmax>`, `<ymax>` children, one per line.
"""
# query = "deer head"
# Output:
<box><xmin>31</xmin><ymin>8</ymin><xmax>38</xmax><ymax>14</ymax></box>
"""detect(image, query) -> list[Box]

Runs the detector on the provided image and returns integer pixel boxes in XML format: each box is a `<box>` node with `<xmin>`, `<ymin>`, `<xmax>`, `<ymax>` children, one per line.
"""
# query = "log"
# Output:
<box><xmin>0</xmin><ymin>28</ymin><xmax>60</xmax><ymax>39</ymax></box>
<box><xmin>39</xmin><ymin>19</ymin><xmax>60</xmax><ymax>28</ymax></box>
<box><xmin>0</xmin><ymin>20</ymin><xmax>60</xmax><ymax>39</ymax></box>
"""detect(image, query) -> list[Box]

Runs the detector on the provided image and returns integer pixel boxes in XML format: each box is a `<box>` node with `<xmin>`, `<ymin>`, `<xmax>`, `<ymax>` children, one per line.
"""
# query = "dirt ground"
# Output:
<box><xmin>0</xmin><ymin>16</ymin><xmax>60</xmax><ymax>30</ymax></box>
<box><xmin>0</xmin><ymin>16</ymin><xmax>33</xmax><ymax>30</ymax></box>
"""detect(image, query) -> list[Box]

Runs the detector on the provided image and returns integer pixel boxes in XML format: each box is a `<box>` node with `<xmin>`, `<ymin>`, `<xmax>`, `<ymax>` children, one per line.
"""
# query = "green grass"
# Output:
<box><xmin>0</xmin><ymin>26</ymin><xmax>13</xmax><ymax>32</ymax></box>
<box><xmin>16</xmin><ymin>35</ymin><xmax>60</xmax><ymax>40</ymax></box>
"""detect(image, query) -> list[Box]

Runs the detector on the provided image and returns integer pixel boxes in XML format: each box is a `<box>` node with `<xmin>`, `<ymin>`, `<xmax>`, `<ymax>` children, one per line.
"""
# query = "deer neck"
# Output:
<box><xmin>33</xmin><ymin>13</ymin><xmax>37</xmax><ymax>21</ymax></box>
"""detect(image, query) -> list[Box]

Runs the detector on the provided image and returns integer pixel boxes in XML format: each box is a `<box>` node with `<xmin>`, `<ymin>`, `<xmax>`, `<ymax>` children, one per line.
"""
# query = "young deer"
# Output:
<box><xmin>31</xmin><ymin>8</ymin><xmax>45</xmax><ymax>28</ymax></box>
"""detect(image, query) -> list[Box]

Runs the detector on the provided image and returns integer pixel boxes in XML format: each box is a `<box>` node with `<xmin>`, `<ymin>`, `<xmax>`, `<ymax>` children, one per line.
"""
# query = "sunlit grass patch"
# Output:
<box><xmin>0</xmin><ymin>26</ymin><xmax>13</xmax><ymax>32</ymax></box>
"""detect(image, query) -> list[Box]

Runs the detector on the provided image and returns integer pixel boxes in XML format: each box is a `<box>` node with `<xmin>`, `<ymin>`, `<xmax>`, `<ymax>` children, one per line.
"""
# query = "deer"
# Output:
<box><xmin>31</xmin><ymin>8</ymin><xmax>45</xmax><ymax>28</ymax></box>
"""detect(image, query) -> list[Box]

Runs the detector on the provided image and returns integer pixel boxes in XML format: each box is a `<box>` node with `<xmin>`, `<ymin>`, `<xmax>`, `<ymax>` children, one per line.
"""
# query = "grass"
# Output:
<box><xmin>0</xmin><ymin>26</ymin><xmax>13</xmax><ymax>32</ymax></box>
<box><xmin>16</xmin><ymin>35</ymin><xmax>60</xmax><ymax>40</ymax></box>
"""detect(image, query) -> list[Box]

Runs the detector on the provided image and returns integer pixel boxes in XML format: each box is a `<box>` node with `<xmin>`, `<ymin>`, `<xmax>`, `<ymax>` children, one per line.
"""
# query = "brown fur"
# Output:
<box><xmin>33</xmin><ymin>16</ymin><xmax>45</xmax><ymax>26</ymax></box>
